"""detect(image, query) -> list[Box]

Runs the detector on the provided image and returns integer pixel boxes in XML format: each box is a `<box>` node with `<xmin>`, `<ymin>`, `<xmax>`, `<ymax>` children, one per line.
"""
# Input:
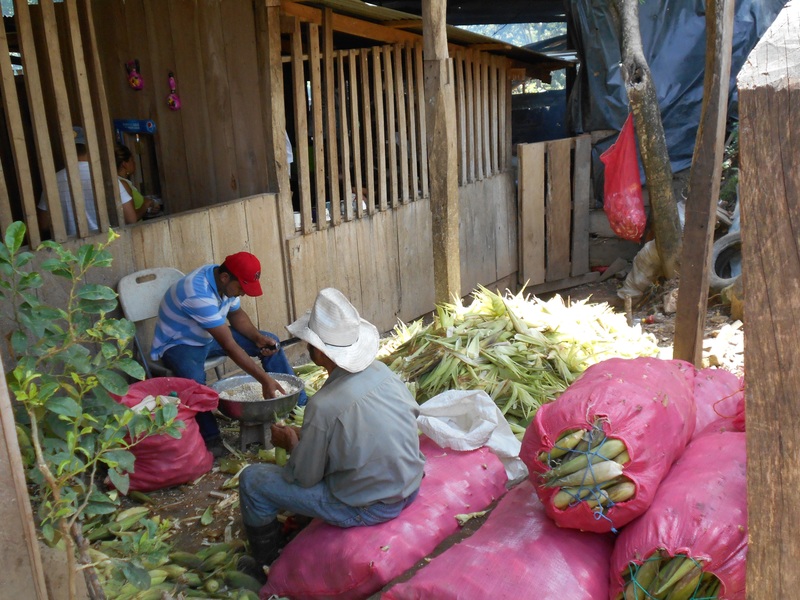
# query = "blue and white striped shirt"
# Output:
<box><xmin>150</xmin><ymin>264</ymin><xmax>240</xmax><ymax>360</ymax></box>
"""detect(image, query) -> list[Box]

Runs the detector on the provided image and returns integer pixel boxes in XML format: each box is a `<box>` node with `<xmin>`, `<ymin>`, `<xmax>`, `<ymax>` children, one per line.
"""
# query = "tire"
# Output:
<box><xmin>709</xmin><ymin>231</ymin><xmax>742</xmax><ymax>292</ymax></box>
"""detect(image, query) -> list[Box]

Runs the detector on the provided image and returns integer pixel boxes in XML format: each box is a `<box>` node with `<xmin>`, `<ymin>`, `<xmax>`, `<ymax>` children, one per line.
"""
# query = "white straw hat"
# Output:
<box><xmin>287</xmin><ymin>288</ymin><xmax>379</xmax><ymax>373</ymax></box>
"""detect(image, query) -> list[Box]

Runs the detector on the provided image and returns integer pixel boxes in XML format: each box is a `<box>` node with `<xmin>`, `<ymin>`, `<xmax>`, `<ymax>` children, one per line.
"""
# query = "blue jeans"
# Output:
<box><xmin>162</xmin><ymin>329</ymin><xmax>308</xmax><ymax>440</ymax></box>
<box><xmin>239</xmin><ymin>463</ymin><xmax>419</xmax><ymax>528</ymax></box>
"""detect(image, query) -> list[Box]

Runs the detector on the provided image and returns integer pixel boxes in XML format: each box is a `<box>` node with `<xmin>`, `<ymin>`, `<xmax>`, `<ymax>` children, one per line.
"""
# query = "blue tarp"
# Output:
<box><xmin>566</xmin><ymin>0</ymin><xmax>788</xmax><ymax>174</ymax></box>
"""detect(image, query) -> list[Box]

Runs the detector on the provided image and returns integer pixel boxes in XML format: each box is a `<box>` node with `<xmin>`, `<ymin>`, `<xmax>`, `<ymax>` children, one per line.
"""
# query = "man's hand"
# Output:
<box><xmin>256</xmin><ymin>333</ymin><xmax>280</xmax><ymax>358</ymax></box>
<box><xmin>270</xmin><ymin>423</ymin><xmax>299</xmax><ymax>452</ymax></box>
<box><xmin>261</xmin><ymin>375</ymin><xmax>286</xmax><ymax>399</ymax></box>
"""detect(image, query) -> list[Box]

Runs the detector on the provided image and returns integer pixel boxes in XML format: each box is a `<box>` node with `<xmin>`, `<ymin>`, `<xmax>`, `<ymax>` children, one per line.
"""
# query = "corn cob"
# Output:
<box><xmin>619</xmin><ymin>551</ymin><xmax>716</xmax><ymax>600</ymax></box>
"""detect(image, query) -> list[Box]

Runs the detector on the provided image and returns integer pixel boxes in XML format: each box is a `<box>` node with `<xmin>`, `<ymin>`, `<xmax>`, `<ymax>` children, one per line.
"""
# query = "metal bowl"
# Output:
<box><xmin>210</xmin><ymin>373</ymin><xmax>303</xmax><ymax>423</ymax></box>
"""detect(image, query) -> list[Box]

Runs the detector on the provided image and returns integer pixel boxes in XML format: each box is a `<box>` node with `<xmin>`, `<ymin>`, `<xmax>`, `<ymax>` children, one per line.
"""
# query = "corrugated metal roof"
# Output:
<box><xmin>291</xmin><ymin>0</ymin><xmax>574</xmax><ymax>71</ymax></box>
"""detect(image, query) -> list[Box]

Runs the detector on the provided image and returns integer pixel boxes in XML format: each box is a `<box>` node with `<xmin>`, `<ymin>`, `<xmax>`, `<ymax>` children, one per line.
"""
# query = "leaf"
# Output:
<box><xmin>4</xmin><ymin>221</ymin><xmax>26</xmax><ymax>254</ymax></box>
<box><xmin>76</xmin><ymin>283</ymin><xmax>117</xmax><ymax>301</ymax></box>
<box><xmin>117</xmin><ymin>358</ymin><xmax>146</xmax><ymax>380</ymax></box>
<box><xmin>96</xmin><ymin>369</ymin><xmax>129</xmax><ymax>396</ymax></box>
<box><xmin>103</xmin><ymin>449</ymin><xmax>135</xmax><ymax>472</ymax></box>
<box><xmin>108</xmin><ymin>468</ymin><xmax>130</xmax><ymax>496</ymax></box>
<box><xmin>45</xmin><ymin>397</ymin><xmax>82</xmax><ymax>419</ymax></box>
<box><xmin>120</xmin><ymin>560</ymin><xmax>151</xmax><ymax>590</ymax></box>
<box><xmin>200</xmin><ymin>506</ymin><xmax>214</xmax><ymax>526</ymax></box>
<box><xmin>160</xmin><ymin>403</ymin><xmax>179</xmax><ymax>423</ymax></box>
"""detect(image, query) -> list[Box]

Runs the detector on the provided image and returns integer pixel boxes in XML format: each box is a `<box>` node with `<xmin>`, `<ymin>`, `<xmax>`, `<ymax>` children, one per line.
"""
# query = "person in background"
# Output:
<box><xmin>237</xmin><ymin>288</ymin><xmax>425</xmax><ymax>575</ymax></box>
<box><xmin>150</xmin><ymin>252</ymin><xmax>307</xmax><ymax>457</ymax></box>
<box><xmin>37</xmin><ymin>126</ymin><xmax>99</xmax><ymax>237</ymax></box>
<box><xmin>115</xmin><ymin>143</ymin><xmax>159</xmax><ymax>223</ymax></box>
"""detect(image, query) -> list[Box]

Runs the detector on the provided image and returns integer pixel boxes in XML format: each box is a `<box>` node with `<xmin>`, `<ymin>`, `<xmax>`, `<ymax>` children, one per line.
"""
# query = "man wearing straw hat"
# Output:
<box><xmin>237</xmin><ymin>287</ymin><xmax>425</xmax><ymax>572</ymax></box>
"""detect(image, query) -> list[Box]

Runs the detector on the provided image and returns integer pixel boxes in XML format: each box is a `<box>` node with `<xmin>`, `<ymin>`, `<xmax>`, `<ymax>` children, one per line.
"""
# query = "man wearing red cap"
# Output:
<box><xmin>151</xmin><ymin>252</ymin><xmax>306</xmax><ymax>456</ymax></box>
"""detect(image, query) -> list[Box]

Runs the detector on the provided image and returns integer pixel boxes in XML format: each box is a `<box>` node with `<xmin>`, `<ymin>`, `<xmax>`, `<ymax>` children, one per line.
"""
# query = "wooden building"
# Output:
<box><xmin>0</xmin><ymin>0</ymin><xmax>590</xmax><ymax>357</ymax></box>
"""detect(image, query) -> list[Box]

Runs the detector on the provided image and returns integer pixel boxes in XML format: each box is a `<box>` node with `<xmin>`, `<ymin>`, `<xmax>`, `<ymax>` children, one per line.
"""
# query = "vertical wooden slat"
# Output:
<box><xmin>40</xmin><ymin>0</ymin><xmax>94</xmax><ymax>238</ymax></box>
<box><xmin>336</xmin><ymin>51</ymin><xmax>353</xmax><ymax>221</ymax></box>
<box><xmin>78</xmin><ymin>0</ymin><xmax>120</xmax><ymax>230</ymax></box>
<box><xmin>61</xmin><ymin>0</ymin><xmax>112</xmax><ymax>234</ymax></box>
<box><xmin>481</xmin><ymin>58</ymin><xmax>491</xmax><ymax>178</ymax></box>
<box><xmin>359</xmin><ymin>50</ymin><xmax>376</xmax><ymax>215</ymax></box>
<box><xmin>518</xmin><ymin>142</ymin><xmax>546</xmax><ymax>285</ymax></box>
<box><xmin>454</xmin><ymin>51</ymin><xmax>467</xmax><ymax>186</ymax></box>
<box><xmin>404</xmin><ymin>43</ymin><xmax>419</xmax><ymax>201</ymax></box>
<box><xmin>464</xmin><ymin>50</ymin><xmax>476</xmax><ymax>183</ymax></box>
<box><xmin>473</xmin><ymin>55</ymin><xmax>484</xmax><ymax>181</ymax></box>
<box><xmin>545</xmin><ymin>138</ymin><xmax>572</xmax><ymax>281</ymax></box>
<box><xmin>322</xmin><ymin>9</ymin><xmax>341</xmax><ymax>226</ymax></box>
<box><xmin>0</xmin><ymin>23</ymin><xmax>35</xmax><ymax>239</ymax></box>
<box><xmin>383</xmin><ymin>46</ymin><xmax>398</xmax><ymax>207</ymax></box>
<box><xmin>571</xmin><ymin>135</ymin><xmax>592</xmax><ymax>276</ymax></box>
<box><xmin>13</xmin><ymin>0</ymin><xmax>60</xmax><ymax>240</ymax></box>
<box><xmin>372</xmin><ymin>46</ymin><xmax>388</xmax><ymax>211</ymax></box>
<box><xmin>489</xmin><ymin>57</ymin><xmax>499</xmax><ymax>175</ymax></box>
<box><xmin>498</xmin><ymin>58</ymin><xmax>508</xmax><ymax>169</ymax></box>
<box><xmin>348</xmin><ymin>50</ymin><xmax>364</xmax><ymax>219</ymax></box>
<box><xmin>414</xmin><ymin>43</ymin><xmax>428</xmax><ymax>198</ymax></box>
<box><xmin>393</xmin><ymin>45</ymin><xmax>409</xmax><ymax>203</ymax></box>
<box><xmin>289</xmin><ymin>17</ymin><xmax>312</xmax><ymax>233</ymax></box>
<box><xmin>309</xmin><ymin>23</ymin><xmax>327</xmax><ymax>229</ymax></box>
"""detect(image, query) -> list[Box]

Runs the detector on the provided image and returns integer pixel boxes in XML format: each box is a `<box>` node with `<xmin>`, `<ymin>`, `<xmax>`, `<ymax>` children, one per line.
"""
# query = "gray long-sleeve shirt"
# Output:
<box><xmin>283</xmin><ymin>361</ymin><xmax>425</xmax><ymax>506</ymax></box>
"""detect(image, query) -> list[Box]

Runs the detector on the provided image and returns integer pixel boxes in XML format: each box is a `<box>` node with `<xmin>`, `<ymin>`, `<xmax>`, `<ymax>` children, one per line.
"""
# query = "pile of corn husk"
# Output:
<box><xmin>377</xmin><ymin>287</ymin><xmax>659</xmax><ymax>434</ymax></box>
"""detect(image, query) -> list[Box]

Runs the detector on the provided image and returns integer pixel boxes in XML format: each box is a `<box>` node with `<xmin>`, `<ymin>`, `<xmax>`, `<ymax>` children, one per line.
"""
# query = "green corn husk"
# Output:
<box><xmin>376</xmin><ymin>286</ymin><xmax>659</xmax><ymax>421</ymax></box>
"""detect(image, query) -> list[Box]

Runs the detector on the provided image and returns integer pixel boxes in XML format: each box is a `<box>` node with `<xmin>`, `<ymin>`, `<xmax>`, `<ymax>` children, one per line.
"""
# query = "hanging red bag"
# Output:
<box><xmin>114</xmin><ymin>377</ymin><xmax>217</xmax><ymax>492</ymax></box>
<box><xmin>600</xmin><ymin>113</ymin><xmax>647</xmax><ymax>242</ymax></box>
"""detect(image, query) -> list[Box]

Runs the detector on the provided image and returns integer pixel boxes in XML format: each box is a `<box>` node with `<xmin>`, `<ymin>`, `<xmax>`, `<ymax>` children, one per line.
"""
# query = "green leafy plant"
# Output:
<box><xmin>0</xmin><ymin>222</ymin><xmax>183</xmax><ymax>600</ymax></box>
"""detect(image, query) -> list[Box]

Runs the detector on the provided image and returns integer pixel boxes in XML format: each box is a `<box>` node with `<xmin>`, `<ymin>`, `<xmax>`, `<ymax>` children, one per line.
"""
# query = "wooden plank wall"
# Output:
<box><xmin>91</xmin><ymin>0</ymin><xmax>272</xmax><ymax>214</ymax></box>
<box><xmin>517</xmin><ymin>134</ymin><xmax>599</xmax><ymax>294</ymax></box>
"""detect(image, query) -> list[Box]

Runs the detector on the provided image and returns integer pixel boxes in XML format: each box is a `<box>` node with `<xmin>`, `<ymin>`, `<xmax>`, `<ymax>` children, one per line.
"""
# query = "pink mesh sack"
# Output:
<box><xmin>520</xmin><ymin>357</ymin><xmax>696</xmax><ymax>533</ymax></box>
<box><xmin>114</xmin><ymin>377</ymin><xmax>217</xmax><ymax>492</ymax></box>
<box><xmin>383</xmin><ymin>479</ymin><xmax>614</xmax><ymax>600</ymax></box>
<box><xmin>693</xmin><ymin>367</ymin><xmax>744</xmax><ymax>437</ymax></box>
<box><xmin>610</xmin><ymin>432</ymin><xmax>747</xmax><ymax>599</ymax></box>
<box><xmin>261</xmin><ymin>436</ymin><xmax>508</xmax><ymax>600</ymax></box>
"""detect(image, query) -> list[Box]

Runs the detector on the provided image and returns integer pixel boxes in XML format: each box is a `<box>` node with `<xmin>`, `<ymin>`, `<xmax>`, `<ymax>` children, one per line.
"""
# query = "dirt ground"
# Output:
<box><xmin>120</xmin><ymin>274</ymin><xmax>744</xmax><ymax>575</ymax></box>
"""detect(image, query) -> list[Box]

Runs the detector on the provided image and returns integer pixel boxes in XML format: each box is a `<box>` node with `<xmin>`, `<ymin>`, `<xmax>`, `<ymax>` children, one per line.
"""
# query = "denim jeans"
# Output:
<box><xmin>239</xmin><ymin>463</ymin><xmax>419</xmax><ymax>528</ymax></box>
<box><xmin>161</xmin><ymin>328</ymin><xmax>308</xmax><ymax>440</ymax></box>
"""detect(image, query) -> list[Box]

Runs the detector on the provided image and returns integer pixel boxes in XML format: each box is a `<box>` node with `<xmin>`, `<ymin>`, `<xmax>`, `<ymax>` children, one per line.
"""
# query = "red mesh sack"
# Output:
<box><xmin>600</xmin><ymin>113</ymin><xmax>647</xmax><ymax>242</ymax></box>
<box><xmin>260</xmin><ymin>436</ymin><xmax>508</xmax><ymax>600</ymax></box>
<box><xmin>520</xmin><ymin>357</ymin><xmax>696</xmax><ymax>533</ymax></box>
<box><xmin>693</xmin><ymin>367</ymin><xmax>745</xmax><ymax>437</ymax></box>
<box><xmin>610</xmin><ymin>432</ymin><xmax>747</xmax><ymax>599</ymax></box>
<box><xmin>383</xmin><ymin>479</ymin><xmax>614</xmax><ymax>600</ymax></box>
<box><xmin>114</xmin><ymin>377</ymin><xmax>217</xmax><ymax>492</ymax></box>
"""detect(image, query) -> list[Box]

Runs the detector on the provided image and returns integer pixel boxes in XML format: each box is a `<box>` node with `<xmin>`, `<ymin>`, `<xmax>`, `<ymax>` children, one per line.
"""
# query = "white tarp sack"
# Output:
<box><xmin>417</xmin><ymin>390</ymin><xmax>528</xmax><ymax>481</ymax></box>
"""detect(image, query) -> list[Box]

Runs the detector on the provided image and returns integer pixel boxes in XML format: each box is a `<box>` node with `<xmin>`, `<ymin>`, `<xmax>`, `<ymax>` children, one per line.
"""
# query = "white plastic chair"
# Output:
<box><xmin>117</xmin><ymin>267</ymin><xmax>226</xmax><ymax>380</ymax></box>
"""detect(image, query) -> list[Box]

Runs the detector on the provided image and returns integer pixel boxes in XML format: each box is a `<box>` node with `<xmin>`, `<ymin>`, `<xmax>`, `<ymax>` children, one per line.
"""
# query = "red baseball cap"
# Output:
<box><xmin>222</xmin><ymin>252</ymin><xmax>263</xmax><ymax>297</ymax></box>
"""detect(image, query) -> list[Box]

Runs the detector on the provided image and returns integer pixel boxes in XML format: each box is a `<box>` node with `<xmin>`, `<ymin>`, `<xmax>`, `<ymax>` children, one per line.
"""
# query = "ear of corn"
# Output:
<box><xmin>620</xmin><ymin>552</ymin><xmax>715</xmax><ymax>600</ymax></box>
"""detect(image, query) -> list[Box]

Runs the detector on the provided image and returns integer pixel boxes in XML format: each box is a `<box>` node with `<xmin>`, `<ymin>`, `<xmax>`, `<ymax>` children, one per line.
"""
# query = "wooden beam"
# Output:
<box><xmin>673</xmin><ymin>0</ymin><xmax>735</xmax><ymax>365</ymax></box>
<box><xmin>322</xmin><ymin>9</ymin><xmax>341</xmax><ymax>224</ymax></box>
<box><xmin>282</xmin><ymin>1</ymin><xmax>420</xmax><ymax>44</ymax></box>
<box><xmin>423</xmin><ymin>0</ymin><xmax>460</xmax><ymax>303</ymax></box>
<box><xmin>738</xmin><ymin>2</ymin><xmax>800</xmax><ymax>597</ymax></box>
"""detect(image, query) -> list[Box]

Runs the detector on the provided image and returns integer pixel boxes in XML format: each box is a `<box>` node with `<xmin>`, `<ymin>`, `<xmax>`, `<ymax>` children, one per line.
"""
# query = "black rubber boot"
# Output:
<box><xmin>238</xmin><ymin>520</ymin><xmax>284</xmax><ymax>582</ymax></box>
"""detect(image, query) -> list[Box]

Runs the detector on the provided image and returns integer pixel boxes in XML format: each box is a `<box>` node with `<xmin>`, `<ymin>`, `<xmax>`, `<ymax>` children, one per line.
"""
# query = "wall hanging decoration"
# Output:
<box><xmin>166</xmin><ymin>72</ymin><xmax>181</xmax><ymax>111</ymax></box>
<box><xmin>125</xmin><ymin>59</ymin><xmax>144</xmax><ymax>90</ymax></box>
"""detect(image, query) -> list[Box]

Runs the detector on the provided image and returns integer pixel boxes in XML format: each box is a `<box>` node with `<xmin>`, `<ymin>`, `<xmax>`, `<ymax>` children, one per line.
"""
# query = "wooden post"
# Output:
<box><xmin>0</xmin><ymin>359</ymin><xmax>49</xmax><ymax>599</ymax></box>
<box><xmin>738</xmin><ymin>1</ymin><xmax>800</xmax><ymax>597</ymax></box>
<box><xmin>672</xmin><ymin>0</ymin><xmax>735</xmax><ymax>364</ymax></box>
<box><xmin>422</xmin><ymin>0</ymin><xmax>460</xmax><ymax>304</ymax></box>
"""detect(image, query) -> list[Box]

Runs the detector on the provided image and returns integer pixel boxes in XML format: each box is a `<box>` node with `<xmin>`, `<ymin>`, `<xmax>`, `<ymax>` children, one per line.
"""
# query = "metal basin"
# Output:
<box><xmin>210</xmin><ymin>373</ymin><xmax>302</xmax><ymax>423</ymax></box>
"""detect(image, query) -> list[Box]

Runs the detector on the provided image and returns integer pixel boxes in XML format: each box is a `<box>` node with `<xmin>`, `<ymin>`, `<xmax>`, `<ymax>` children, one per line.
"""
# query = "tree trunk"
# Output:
<box><xmin>611</xmin><ymin>0</ymin><xmax>683</xmax><ymax>279</ymax></box>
